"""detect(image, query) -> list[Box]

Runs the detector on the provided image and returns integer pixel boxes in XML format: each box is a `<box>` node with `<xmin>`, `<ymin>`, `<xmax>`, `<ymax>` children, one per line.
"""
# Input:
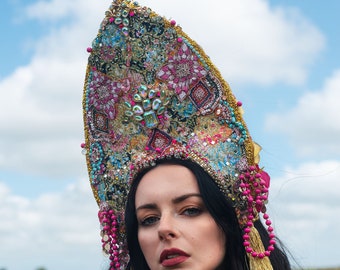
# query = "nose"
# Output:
<box><xmin>158</xmin><ymin>213</ymin><xmax>179</xmax><ymax>241</ymax></box>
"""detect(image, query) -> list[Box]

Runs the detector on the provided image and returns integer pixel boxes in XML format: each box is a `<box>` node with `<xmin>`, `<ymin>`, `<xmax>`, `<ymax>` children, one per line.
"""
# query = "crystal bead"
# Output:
<box><xmin>124</xmin><ymin>101</ymin><xmax>132</xmax><ymax>109</ymax></box>
<box><xmin>114</xmin><ymin>17</ymin><xmax>122</xmax><ymax>25</ymax></box>
<box><xmin>148</xmin><ymin>89</ymin><xmax>156</xmax><ymax>99</ymax></box>
<box><xmin>134</xmin><ymin>115</ymin><xmax>143</xmax><ymax>121</ymax></box>
<box><xmin>122</xmin><ymin>27</ymin><xmax>129</xmax><ymax>36</ymax></box>
<box><xmin>152</xmin><ymin>99</ymin><xmax>162</xmax><ymax>110</ymax></box>
<box><xmin>123</xmin><ymin>18</ymin><xmax>129</xmax><ymax>26</ymax></box>
<box><xmin>143</xmin><ymin>111</ymin><xmax>158</xmax><ymax>128</ymax></box>
<box><xmin>157</xmin><ymin>107</ymin><xmax>165</xmax><ymax>115</ymax></box>
<box><xmin>125</xmin><ymin>110</ymin><xmax>133</xmax><ymax>117</ymax></box>
<box><xmin>142</xmin><ymin>99</ymin><xmax>151</xmax><ymax>110</ymax></box>
<box><xmin>122</xmin><ymin>9</ymin><xmax>129</xmax><ymax>17</ymax></box>
<box><xmin>133</xmin><ymin>94</ymin><xmax>142</xmax><ymax>102</ymax></box>
<box><xmin>133</xmin><ymin>105</ymin><xmax>143</xmax><ymax>115</ymax></box>
<box><xmin>139</xmin><ymin>85</ymin><xmax>148</xmax><ymax>98</ymax></box>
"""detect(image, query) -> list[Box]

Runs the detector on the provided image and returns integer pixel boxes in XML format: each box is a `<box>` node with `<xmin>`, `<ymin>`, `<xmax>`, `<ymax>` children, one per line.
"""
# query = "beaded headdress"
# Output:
<box><xmin>82</xmin><ymin>1</ymin><xmax>275</xmax><ymax>269</ymax></box>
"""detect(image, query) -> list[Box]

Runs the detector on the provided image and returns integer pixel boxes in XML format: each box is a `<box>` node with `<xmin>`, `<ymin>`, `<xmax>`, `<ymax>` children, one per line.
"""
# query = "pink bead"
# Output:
<box><xmin>80</xmin><ymin>143</ymin><xmax>86</xmax><ymax>148</ymax></box>
<box><xmin>246</xmin><ymin>247</ymin><xmax>253</xmax><ymax>253</ymax></box>
<box><xmin>243</xmin><ymin>241</ymin><xmax>250</xmax><ymax>247</ymax></box>
<box><xmin>265</xmin><ymin>251</ymin><xmax>271</xmax><ymax>256</ymax></box>
<box><xmin>268</xmin><ymin>245</ymin><xmax>275</xmax><ymax>251</ymax></box>
<box><xmin>170</xmin><ymin>19</ymin><xmax>176</xmax><ymax>26</ymax></box>
<box><xmin>251</xmin><ymin>252</ymin><xmax>258</xmax><ymax>257</ymax></box>
<box><xmin>86</xmin><ymin>47</ymin><xmax>92</xmax><ymax>53</ymax></box>
<box><xmin>243</xmin><ymin>234</ymin><xmax>250</xmax><ymax>240</ymax></box>
<box><xmin>268</xmin><ymin>226</ymin><xmax>274</xmax><ymax>232</ymax></box>
<box><xmin>129</xmin><ymin>10</ymin><xmax>135</xmax><ymax>16</ymax></box>
<box><xmin>244</xmin><ymin>228</ymin><xmax>251</xmax><ymax>233</ymax></box>
<box><xmin>237</xmin><ymin>101</ymin><xmax>243</xmax><ymax>107</ymax></box>
<box><xmin>263</xmin><ymin>213</ymin><xmax>269</xmax><ymax>219</ymax></box>
<box><xmin>109</xmin><ymin>17</ymin><xmax>114</xmax><ymax>23</ymax></box>
<box><xmin>258</xmin><ymin>253</ymin><xmax>265</xmax><ymax>259</ymax></box>
<box><xmin>269</xmin><ymin>239</ymin><xmax>276</xmax><ymax>245</ymax></box>
<box><xmin>265</xmin><ymin>220</ymin><xmax>272</xmax><ymax>226</ymax></box>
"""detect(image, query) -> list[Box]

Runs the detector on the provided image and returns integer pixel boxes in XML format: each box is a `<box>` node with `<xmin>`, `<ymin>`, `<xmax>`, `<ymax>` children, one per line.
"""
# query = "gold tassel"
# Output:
<box><xmin>247</xmin><ymin>226</ymin><xmax>273</xmax><ymax>270</ymax></box>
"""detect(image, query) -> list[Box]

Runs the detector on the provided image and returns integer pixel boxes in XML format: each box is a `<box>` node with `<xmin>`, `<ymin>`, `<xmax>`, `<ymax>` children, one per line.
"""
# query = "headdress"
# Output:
<box><xmin>82</xmin><ymin>1</ymin><xmax>275</xmax><ymax>269</ymax></box>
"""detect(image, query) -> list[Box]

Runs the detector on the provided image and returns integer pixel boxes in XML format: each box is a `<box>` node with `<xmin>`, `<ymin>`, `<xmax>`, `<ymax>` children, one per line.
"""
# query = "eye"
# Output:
<box><xmin>140</xmin><ymin>216</ymin><xmax>159</xmax><ymax>226</ymax></box>
<box><xmin>182</xmin><ymin>207</ymin><xmax>202</xmax><ymax>217</ymax></box>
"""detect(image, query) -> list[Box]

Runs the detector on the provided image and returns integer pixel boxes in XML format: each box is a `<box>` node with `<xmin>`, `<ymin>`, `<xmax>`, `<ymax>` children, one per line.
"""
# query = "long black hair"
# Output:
<box><xmin>125</xmin><ymin>158</ymin><xmax>291</xmax><ymax>270</ymax></box>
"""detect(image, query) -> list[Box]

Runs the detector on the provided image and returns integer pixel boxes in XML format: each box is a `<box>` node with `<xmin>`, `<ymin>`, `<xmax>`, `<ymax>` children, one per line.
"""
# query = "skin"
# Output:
<box><xmin>135</xmin><ymin>164</ymin><xmax>226</xmax><ymax>270</ymax></box>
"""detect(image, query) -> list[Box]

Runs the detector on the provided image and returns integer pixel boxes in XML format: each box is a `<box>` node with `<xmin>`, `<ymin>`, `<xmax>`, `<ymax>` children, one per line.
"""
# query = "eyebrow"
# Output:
<box><xmin>136</xmin><ymin>193</ymin><xmax>202</xmax><ymax>212</ymax></box>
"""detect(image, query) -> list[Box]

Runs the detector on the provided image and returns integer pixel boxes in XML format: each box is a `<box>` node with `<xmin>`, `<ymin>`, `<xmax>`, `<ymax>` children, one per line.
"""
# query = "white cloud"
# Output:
<box><xmin>0</xmin><ymin>0</ymin><xmax>107</xmax><ymax>177</ymax></box>
<box><xmin>268</xmin><ymin>160</ymin><xmax>340</xmax><ymax>268</ymax></box>
<box><xmin>142</xmin><ymin>0</ymin><xmax>324</xmax><ymax>85</ymax></box>
<box><xmin>265</xmin><ymin>69</ymin><xmax>340</xmax><ymax>158</ymax></box>
<box><xmin>0</xmin><ymin>179</ymin><xmax>105</xmax><ymax>270</ymax></box>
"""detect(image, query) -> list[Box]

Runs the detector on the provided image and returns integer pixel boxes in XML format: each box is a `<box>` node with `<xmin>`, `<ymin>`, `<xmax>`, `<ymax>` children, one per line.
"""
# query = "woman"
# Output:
<box><xmin>82</xmin><ymin>0</ymin><xmax>292</xmax><ymax>269</ymax></box>
<box><xmin>125</xmin><ymin>158</ymin><xmax>291</xmax><ymax>269</ymax></box>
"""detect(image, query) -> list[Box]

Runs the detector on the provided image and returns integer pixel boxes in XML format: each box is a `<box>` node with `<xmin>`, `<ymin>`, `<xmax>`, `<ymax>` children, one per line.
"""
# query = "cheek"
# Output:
<box><xmin>138</xmin><ymin>229</ymin><xmax>155</xmax><ymax>254</ymax></box>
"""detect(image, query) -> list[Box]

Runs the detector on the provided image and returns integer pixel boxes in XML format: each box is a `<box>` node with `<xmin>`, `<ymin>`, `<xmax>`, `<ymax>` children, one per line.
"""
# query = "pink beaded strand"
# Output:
<box><xmin>239</xmin><ymin>166</ymin><xmax>275</xmax><ymax>258</ymax></box>
<box><xmin>99</xmin><ymin>208</ymin><xmax>121</xmax><ymax>269</ymax></box>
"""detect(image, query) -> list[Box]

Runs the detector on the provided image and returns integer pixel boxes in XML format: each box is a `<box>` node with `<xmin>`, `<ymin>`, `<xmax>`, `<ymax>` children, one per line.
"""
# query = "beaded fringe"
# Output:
<box><xmin>247</xmin><ymin>227</ymin><xmax>273</xmax><ymax>270</ymax></box>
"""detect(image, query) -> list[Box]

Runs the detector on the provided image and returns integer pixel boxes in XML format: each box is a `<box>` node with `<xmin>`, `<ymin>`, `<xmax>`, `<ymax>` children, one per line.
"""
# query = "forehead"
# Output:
<box><xmin>135</xmin><ymin>164</ymin><xmax>200</xmax><ymax>204</ymax></box>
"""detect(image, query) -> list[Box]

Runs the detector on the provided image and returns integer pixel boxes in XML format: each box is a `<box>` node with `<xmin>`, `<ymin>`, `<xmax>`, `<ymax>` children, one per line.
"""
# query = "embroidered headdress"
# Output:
<box><xmin>82</xmin><ymin>1</ymin><xmax>275</xmax><ymax>269</ymax></box>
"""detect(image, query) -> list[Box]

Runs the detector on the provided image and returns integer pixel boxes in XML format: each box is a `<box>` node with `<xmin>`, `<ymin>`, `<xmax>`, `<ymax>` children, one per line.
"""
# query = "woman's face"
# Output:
<box><xmin>135</xmin><ymin>164</ymin><xmax>226</xmax><ymax>270</ymax></box>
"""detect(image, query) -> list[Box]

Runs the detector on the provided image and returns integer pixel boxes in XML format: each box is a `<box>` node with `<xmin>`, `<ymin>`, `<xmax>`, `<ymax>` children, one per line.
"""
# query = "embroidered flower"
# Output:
<box><xmin>157</xmin><ymin>43</ymin><xmax>207</xmax><ymax>100</ymax></box>
<box><xmin>88</xmin><ymin>71</ymin><xmax>129</xmax><ymax>119</ymax></box>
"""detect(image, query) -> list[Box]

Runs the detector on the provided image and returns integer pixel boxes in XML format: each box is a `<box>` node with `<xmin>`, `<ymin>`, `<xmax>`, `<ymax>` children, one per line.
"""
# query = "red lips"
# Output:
<box><xmin>160</xmin><ymin>248</ymin><xmax>190</xmax><ymax>267</ymax></box>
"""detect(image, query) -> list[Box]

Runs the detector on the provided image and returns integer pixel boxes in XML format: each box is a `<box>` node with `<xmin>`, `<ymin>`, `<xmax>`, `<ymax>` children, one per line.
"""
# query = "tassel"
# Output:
<box><xmin>247</xmin><ymin>226</ymin><xmax>273</xmax><ymax>270</ymax></box>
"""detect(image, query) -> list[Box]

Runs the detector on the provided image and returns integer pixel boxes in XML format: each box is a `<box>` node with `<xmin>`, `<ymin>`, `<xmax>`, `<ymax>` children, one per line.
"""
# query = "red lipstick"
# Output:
<box><xmin>160</xmin><ymin>248</ymin><xmax>190</xmax><ymax>267</ymax></box>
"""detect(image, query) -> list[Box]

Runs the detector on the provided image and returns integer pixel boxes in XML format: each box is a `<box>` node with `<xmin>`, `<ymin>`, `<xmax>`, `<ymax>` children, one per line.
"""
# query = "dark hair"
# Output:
<box><xmin>125</xmin><ymin>158</ymin><xmax>291</xmax><ymax>270</ymax></box>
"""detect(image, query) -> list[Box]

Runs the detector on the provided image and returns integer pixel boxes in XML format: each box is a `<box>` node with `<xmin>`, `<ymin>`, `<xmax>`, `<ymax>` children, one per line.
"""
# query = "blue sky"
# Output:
<box><xmin>1</xmin><ymin>0</ymin><xmax>340</xmax><ymax>269</ymax></box>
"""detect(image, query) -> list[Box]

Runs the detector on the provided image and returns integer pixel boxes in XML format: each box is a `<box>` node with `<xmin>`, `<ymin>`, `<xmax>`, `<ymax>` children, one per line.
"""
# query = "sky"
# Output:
<box><xmin>0</xmin><ymin>0</ymin><xmax>339</xmax><ymax>269</ymax></box>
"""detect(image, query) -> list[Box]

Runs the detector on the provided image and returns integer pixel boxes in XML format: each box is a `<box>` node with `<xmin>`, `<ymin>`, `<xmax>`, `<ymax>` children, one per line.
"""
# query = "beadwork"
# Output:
<box><xmin>83</xmin><ymin>0</ymin><xmax>274</xmax><ymax>268</ymax></box>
